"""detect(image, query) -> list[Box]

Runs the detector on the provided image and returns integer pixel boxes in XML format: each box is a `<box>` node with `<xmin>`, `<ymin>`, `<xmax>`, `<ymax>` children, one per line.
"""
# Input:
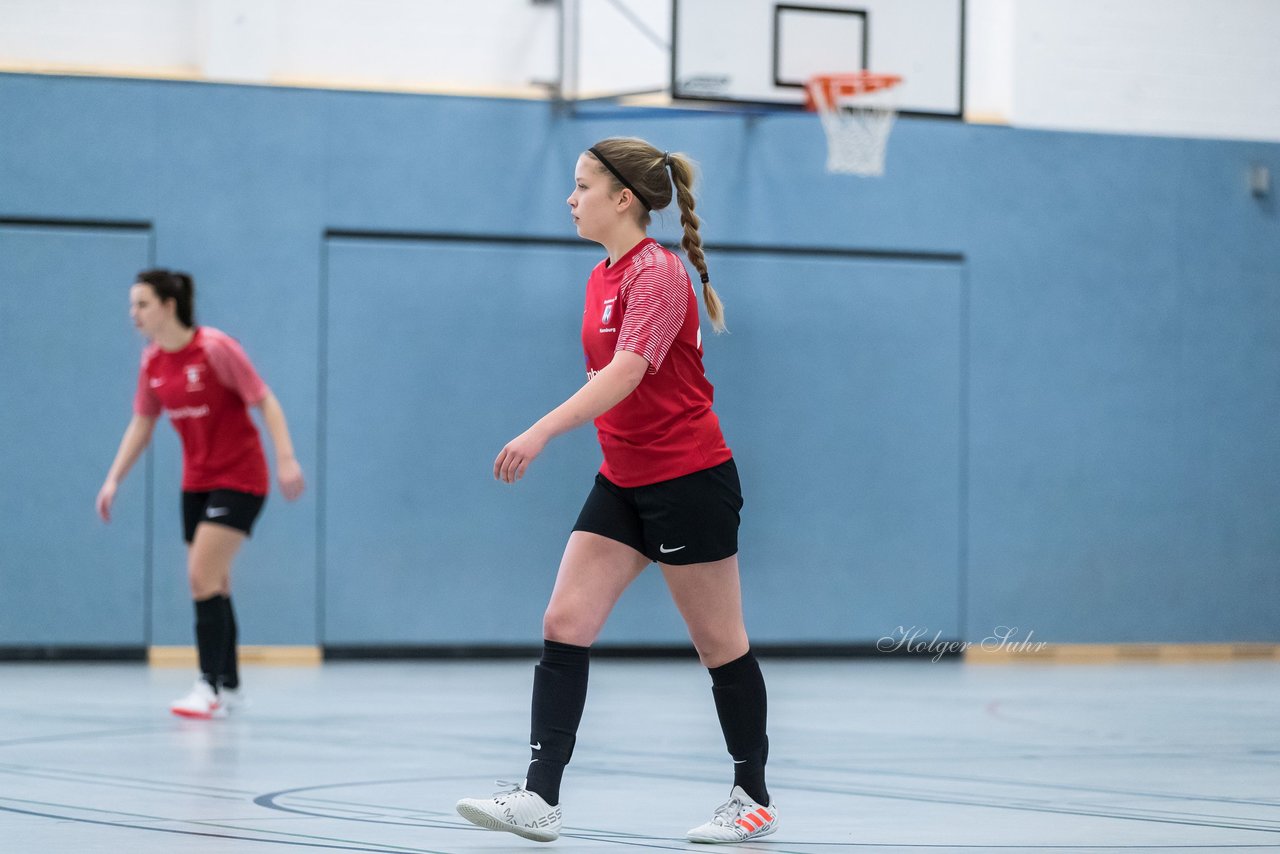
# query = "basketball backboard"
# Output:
<box><xmin>670</xmin><ymin>0</ymin><xmax>964</xmax><ymax>117</ymax></box>
<box><xmin>557</xmin><ymin>1</ymin><xmax>962</xmax><ymax>119</ymax></box>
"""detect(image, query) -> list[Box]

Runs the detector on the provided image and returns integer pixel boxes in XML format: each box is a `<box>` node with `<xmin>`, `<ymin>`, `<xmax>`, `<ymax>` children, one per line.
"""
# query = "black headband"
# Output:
<box><xmin>589</xmin><ymin>146</ymin><xmax>653</xmax><ymax>211</ymax></box>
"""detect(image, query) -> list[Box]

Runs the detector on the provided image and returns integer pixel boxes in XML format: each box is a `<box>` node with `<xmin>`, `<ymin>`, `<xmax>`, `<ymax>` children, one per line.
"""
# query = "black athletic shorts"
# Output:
<box><xmin>572</xmin><ymin>458</ymin><xmax>743</xmax><ymax>566</ymax></box>
<box><xmin>182</xmin><ymin>489</ymin><xmax>266</xmax><ymax>543</ymax></box>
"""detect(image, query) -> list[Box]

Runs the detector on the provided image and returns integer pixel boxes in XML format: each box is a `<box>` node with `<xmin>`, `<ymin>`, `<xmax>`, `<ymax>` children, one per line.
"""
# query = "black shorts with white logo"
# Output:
<box><xmin>572</xmin><ymin>458</ymin><xmax>743</xmax><ymax>566</ymax></box>
<box><xmin>182</xmin><ymin>489</ymin><xmax>266</xmax><ymax>543</ymax></box>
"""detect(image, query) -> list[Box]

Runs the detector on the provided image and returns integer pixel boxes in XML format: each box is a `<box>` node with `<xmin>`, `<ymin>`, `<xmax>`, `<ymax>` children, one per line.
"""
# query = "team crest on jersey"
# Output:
<box><xmin>601</xmin><ymin>301</ymin><xmax>614</xmax><ymax>324</ymax></box>
<box><xmin>184</xmin><ymin>364</ymin><xmax>205</xmax><ymax>392</ymax></box>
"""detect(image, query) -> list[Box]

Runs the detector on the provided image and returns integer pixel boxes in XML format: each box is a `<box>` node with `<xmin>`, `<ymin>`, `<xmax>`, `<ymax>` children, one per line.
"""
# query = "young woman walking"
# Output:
<box><xmin>457</xmin><ymin>138</ymin><xmax>776</xmax><ymax>844</ymax></box>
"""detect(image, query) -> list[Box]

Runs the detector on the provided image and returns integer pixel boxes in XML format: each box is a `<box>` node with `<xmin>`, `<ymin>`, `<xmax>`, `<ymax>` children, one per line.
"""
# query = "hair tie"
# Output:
<box><xmin>700</xmin><ymin>273</ymin><xmax>710</xmax><ymax>284</ymax></box>
<box><xmin>589</xmin><ymin>146</ymin><xmax>653</xmax><ymax>211</ymax></box>
<box><xmin>663</xmin><ymin>151</ymin><xmax>671</xmax><ymax>169</ymax></box>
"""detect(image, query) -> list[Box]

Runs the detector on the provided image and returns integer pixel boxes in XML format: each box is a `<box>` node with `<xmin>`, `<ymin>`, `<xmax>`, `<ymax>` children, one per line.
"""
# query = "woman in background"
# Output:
<box><xmin>97</xmin><ymin>268</ymin><xmax>304</xmax><ymax>718</ymax></box>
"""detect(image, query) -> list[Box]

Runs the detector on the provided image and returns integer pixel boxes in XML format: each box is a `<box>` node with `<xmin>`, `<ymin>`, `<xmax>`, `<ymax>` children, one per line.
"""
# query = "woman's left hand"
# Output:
<box><xmin>278</xmin><ymin>457</ymin><xmax>306</xmax><ymax>501</ymax></box>
<box><xmin>494</xmin><ymin>428</ymin><xmax>548</xmax><ymax>484</ymax></box>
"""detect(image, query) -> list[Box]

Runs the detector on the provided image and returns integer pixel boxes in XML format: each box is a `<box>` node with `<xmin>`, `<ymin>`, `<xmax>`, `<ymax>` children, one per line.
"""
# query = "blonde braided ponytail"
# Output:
<box><xmin>666</xmin><ymin>153</ymin><xmax>724</xmax><ymax>332</ymax></box>
<box><xmin>587</xmin><ymin>138</ymin><xmax>726</xmax><ymax>332</ymax></box>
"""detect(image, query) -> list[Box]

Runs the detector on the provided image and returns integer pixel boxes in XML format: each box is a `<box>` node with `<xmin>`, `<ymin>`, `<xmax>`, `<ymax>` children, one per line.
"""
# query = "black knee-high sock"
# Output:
<box><xmin>193</xmin><ymin>596</ymin><xmax>227</xmax><ymax>691</ymax></box>
<box><xmin>220</xmin><ymin>595</ymin><xmax>239</xmax><ymax>690</ymax></box>
<box><xmin>709</xmin><ymin>649</ymin><xmax>770</xmax><ymax>805</ymax></box>
<box><xmin>524</xmin><ymin>639</ymin><xmax>590</xmax><ymax>806</ymax></box>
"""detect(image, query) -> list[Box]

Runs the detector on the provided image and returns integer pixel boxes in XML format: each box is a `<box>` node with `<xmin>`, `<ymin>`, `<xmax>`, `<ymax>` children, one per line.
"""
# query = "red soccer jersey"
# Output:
<box><xmin>582</xmin><ymin>238</ymin><xmax>732</xmax><ymax>487</ymax></box>
<box><xmin>133</xmin><ymin>326</ymin><xmax>271</xmax><ymax>495</ymax></box>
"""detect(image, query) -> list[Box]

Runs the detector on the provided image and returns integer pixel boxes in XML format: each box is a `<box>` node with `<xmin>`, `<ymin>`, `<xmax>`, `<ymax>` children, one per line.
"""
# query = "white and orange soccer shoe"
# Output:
<box><xmin>169</xmin><ymin>679</ymin><xmax>224</xmax><ymax>719</ymax></box>
<box><xmin>687</xmin><ymin>785</ymin><xmax>778</xmax><ymax>844</ymax></box>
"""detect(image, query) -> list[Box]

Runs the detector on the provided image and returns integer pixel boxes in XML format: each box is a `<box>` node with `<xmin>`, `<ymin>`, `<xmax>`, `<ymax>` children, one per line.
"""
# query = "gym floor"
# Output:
<box><xmin>1</xmin><ymin>658</ymin><xmax>1277</xmax><ymax>851</ymax></box>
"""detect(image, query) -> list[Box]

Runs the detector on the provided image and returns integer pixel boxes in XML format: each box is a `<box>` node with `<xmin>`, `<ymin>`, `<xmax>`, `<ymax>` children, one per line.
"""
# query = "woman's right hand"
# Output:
<box><xmin>95</xmin><ymin>479</ymin><xmax>117</xmax><ymax>523</ymax></box>
<box><xmin>494</xmin><ymin>426</ymin><xmax>550</xmax><ymax>484</ymax></box>
<box><xmin>277</xmin><ymin>456</ymin><xmax>306</xmax><ymax>502</ymax></box>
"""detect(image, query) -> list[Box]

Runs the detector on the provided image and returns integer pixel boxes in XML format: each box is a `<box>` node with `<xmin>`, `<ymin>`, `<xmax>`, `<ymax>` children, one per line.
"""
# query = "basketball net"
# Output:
<box><xmin>806</xmin><ymin>73</ymin><xmax>902</xmax><ymax>177</ymax></box>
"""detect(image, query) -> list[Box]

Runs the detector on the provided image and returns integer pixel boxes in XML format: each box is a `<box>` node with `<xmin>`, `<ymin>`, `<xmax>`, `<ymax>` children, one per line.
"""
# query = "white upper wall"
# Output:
<box><xmin>2</xmin><ymin>0</ymin><xmax>1278</xmax><ymax>142</ymax></box>
<box><xmin>0</xmin><ymin>0</ymin><xmax>201</xmax><ymax>75</ymax></box>
<box><xmin>0</xmin><ymin>0</ymin><xmax>562</xmax><ymax>96</ymax></box>
<box><xmin>963</xmin><ymin>0</ymin><xmax>1015</xmax><ymax>124</ymax></box>
<box><xmin>1005</xmin><ymin>0</ymin><xmax>1280</xmax><ymax>142</ymax></box>
<box><xmin>269</xmin><ymin>0</ymin><xmax>557</xmax><ymax>94</ymax></box>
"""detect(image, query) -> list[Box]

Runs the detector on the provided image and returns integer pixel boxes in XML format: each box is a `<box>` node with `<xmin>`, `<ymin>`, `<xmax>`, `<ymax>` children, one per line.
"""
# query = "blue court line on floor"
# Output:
<box><xmin>751</xmin><ymin>758</ymin><xmax>1280</xmax><ymax>809</ymax></box>
<box><xmin>247</xmin><ymin>754</ymin><xmax>1280</xmax><ymax>835</ymax></box>
<box><xmin>0</xmin><ymin>724</ymin><xmax>169</xmax><ymax>747</ymax></box>
<box><xmin>256</xmin><ymin>770</ymin><xmax>1280</xmax><ymax>840</ymax></box>
<box><xmin>9</xmin><ymin>723</ymin><xmax>1275</xmax><ymax>824</ymax></box>
<box><xmin>0</xmin><ymin>799</ymin><xmax>447</xmax><ymax>853</ymax></box>
<box><xmin>257</xmin><ymin>779</ymin><xmax>695</xmax><ymax>845</ymax></box>
<box><xmin>567</xmin><ymin>764</ymin><xmax>1280</xmax><ymax>835</ymax></box>
<box><xmin>5</xmin><ymin>784</ymin><xmax>1274</xmax><ymax>852</ymax></box>
<box><xmin>6</xmin><ymin>718</ymin><xmax>1276</xmax><ymax>843</ymax></box>
<box><xmin>0</xmin><ymin>765</ymin><xmax>249</xmax><ymax>801</ymax></box>
<box><xmin>733</xmin><ymin>846</ymin><xmax>1280</xmax><ymax>851</ymax></box>
<box><xmin>566</xmin><ymin>741</ymin><xmax>1280</xmax><ymax>808</ymax></box>
<box><xmin>0</xmin><ymin>761</ymin><xmax>260</xmax><ymax>797</ymax></box>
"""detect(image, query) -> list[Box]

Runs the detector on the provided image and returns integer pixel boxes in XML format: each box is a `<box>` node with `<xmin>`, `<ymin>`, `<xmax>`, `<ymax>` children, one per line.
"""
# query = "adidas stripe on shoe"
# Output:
<box><xmin>687</xmin><ymin>785</ymin><xmax>778</xmax><ymax>844</ymax></box>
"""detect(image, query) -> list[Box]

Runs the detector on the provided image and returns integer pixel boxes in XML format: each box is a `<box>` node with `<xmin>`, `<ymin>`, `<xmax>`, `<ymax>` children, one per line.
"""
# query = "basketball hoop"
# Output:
<box><xmin>805</xmin><ymin>72</ymin><xmax>903</xmax><ymax>177</ymax></box>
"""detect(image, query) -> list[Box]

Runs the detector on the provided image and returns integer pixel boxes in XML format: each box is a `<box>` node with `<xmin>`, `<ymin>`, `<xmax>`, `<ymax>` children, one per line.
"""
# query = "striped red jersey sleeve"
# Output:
<box><xmin>615</xmin><ymin>246</ymin><xmax>691</xmax><ymax>374</ymax></box>
<box><xmin>202</xmin><ymin>328</ymin><xmax>270</xmax><ymax>406</ymax></box>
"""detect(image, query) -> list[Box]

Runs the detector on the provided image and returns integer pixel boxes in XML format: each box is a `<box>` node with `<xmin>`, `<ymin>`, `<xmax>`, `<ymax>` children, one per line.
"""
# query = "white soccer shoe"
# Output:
<box><xmin>456</xmin><ymin>780</ymin><xmax>562</xmax><ymax>842</ymax></box>
<box><xmin>219</xmin><ymin>686</ymin><xmax>247</xmax><ymax>713</ymax></box>
<box><xmin>169</xmin><ymin>679</ymin><xmax>224</xmax><ymax>719</ymax></box>
<box><xmin>687</xmin><ymin>785</ymin><xmax>778</xmax><ymax>844</ymax></box>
